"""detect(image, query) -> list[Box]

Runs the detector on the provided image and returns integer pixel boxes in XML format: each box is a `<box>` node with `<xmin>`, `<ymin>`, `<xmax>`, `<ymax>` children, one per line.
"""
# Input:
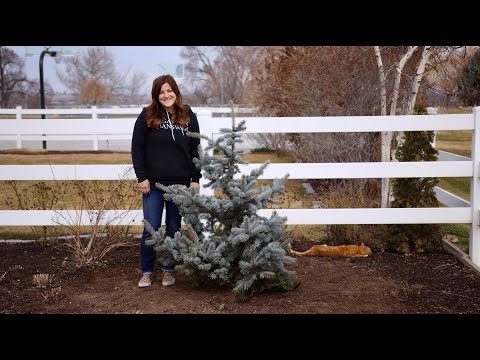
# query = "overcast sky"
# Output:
<box><xmin>6</xmin><ymin>46</ymin><xmax>184</xmax><ymax>94</ymax></box>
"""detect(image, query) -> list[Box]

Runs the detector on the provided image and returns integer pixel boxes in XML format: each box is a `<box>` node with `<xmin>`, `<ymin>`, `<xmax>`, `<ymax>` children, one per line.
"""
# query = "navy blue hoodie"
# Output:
<box><xmin>131</xmin><ymin>106</ymin><xmax>202</xmax><ymax>186</ymax></box>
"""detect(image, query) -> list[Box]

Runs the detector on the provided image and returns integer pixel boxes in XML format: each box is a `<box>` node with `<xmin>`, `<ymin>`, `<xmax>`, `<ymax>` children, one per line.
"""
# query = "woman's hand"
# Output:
<box><xmin>190</xmin><ymin>182</ymin><xmax>200</xmax><ymax>194</ymax></box>
<box><xmin>138</xmin><ymin>179</ymin><xmax>150</xmax><ymax>194</ymax></box>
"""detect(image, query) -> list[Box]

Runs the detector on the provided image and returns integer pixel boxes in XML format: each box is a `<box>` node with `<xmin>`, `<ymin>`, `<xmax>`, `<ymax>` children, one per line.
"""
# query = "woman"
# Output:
<box><xmin>131</xmin><ymin>74</ymin><xmax>201</xmax><ymax>287</ymax></box>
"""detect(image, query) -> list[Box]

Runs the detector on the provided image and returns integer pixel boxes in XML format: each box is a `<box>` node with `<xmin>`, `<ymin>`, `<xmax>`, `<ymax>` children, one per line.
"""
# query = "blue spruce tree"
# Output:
<box><xmin>144</xmin><ymin>108</ymin><xmax>297</xmax><ymax>297</ymax></box>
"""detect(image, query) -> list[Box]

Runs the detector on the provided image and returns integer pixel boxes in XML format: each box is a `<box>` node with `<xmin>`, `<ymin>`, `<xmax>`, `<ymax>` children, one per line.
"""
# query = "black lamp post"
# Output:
<box><xmin>39</xmin><ymin>50</ymin><xmax>57</xmax><ymax>150</ymax></box>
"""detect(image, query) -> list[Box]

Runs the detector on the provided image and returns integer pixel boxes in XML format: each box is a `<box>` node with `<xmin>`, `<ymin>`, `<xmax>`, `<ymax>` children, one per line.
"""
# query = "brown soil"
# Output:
<box><xmin>1</xmin><ymin>239</ymin><xmax>480</xmax><ymax>314</ymax></box>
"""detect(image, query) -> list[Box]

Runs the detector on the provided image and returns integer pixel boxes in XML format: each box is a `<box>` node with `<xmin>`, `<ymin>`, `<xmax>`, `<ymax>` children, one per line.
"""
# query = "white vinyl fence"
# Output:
<box><xmin>0</xmin><ymin>106</ymin><xmax>479</xmax><ymax>267</ymax></box>
<box><xmin>0</xmin><ymin>106</ymin><xmax>255</xmax><ymax>150</ymax></box>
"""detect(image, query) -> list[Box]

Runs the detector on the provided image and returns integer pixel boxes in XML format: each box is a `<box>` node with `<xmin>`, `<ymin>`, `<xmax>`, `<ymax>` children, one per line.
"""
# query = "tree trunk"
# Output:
<box><xmin>406</xmin><ymin>46</ymin><xmax>432</xmax><ymax>114</ymax></box>
<box><xmin>375</xmin><ymin>46</ymin><xmax>391</xmax><ymax>208</ymax></box>
<box><xmin>375</xmin><ymin>46</ymin><xmax>432</xmax><ymax>208</ymax></box>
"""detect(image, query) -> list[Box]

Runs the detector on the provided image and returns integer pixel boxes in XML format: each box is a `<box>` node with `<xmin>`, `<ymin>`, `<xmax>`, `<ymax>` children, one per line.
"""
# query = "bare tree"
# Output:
<box><xmin>425</xmin><ymin>46</ymin><xmax>479</xmax><ymax>106</ymax></box>
<box><xmin>180</xmin><ymin>46</ymin><xmax>217</xmax><ymax>105</ymax></box>
<box><xmin>0</xmin><ymin>47</ymin><xmax>35</xmax><ymax>108</ymax></box>
<box><xmin>253</xmin><ymin>46</ymin><xmax>381</xmax><ymax>157</ymax></box>
<box><xmin>57</xmin><ymin>47</ymin><xmax>147</xmax><ymax>105</ymax></box>
<box><xmin>180</xmin><ymin>46</ymin><xmax>262</xmax><ymax>106</ymax></box>
<box><xmin>255</xmin><ymin>46</ymin><xmax>380</xmax><ymax>117</ymax></box>
<box><xmin>120</xmin><ymin>71</ymin><xmax>148</xmax><ymax>105</ymax></box>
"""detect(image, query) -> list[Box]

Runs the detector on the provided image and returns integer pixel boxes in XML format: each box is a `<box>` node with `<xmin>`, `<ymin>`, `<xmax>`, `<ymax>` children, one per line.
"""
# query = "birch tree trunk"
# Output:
<box><xmin>390</xmin><ymin>46</ymin><xmax>417</xmax><ymax>116</ymax></box>
<box><xmin>374</xmin><ymin>46</ymin><xmax>391</xmax><ymax>208</ymax></box>
<box><xmin>387</xmin><ymin>47</ymin><xmax>418</xmax><ymax>203</ymax></box>
<box><xmin>375</xmin><ymin>46</ymin><xmax>432</xmax><ymax>208</ymax></box>
<box><xmin>406</xmin><ymin>46</ymin><xmax>432</xmax><ymax>114</ymax></box>
<box><xmin>394</xmin><ymin>46</ymin><xmax>433</xmax><ymax>170</ymax></box>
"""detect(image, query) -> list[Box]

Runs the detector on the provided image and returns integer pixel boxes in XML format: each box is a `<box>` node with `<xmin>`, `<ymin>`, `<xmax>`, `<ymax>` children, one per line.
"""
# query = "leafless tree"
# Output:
<box><xmin>0</xmin><ymin>47</ymin><xmax>36</xmax><ymax>108</ymax></box>
<box><xmin>119</xmin><ymin>71</ymin><xmax>148</xmax><ymax>105</ymax></box>
<box><xmin>180</xmin><ymin>46</ymin><xmax>263</xmax><ymax>106</ymax></box>
<box><xmin>252</xmin><ymin>46</ymin><xmax>381</xmax><ymax>159</ymax></box>
<box><xmin>57</xmin><ymin>47</ymin><xmax>147</xmax><ymax>105</ymax></box>
<box><xmin>424</xmin><ymin>46</ymin><xmax>479</xmax><ymax>107</ymax></box>
<box><xmin>254</xmin><ymin>46</ymin><xmax>380</xmax><ymax>117</ymax></box>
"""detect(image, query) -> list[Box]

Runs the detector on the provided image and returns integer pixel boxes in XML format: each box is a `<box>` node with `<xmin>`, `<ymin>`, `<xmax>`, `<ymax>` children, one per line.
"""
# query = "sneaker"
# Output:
<box><xmin>162</xmin><ymin>272</ymin><xmax>175</xmax><ymax>286</ymax></box>
<box><xmin>138</xmin><ymin>274</ymin><xmax>152</xmax><ymax>288</ymax></box>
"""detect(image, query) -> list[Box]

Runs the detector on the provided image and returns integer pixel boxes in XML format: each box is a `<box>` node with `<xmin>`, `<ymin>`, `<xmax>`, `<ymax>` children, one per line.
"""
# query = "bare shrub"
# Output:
<box><xmin>53</xmin><ymin>171</ymin><xmax>139</xmax><ymax>267</ymax></box>
<box><xmin>246</xmin><ymin>133</ymin><xmax>291</xmax><ymax>156</ymax></box>
<box><xmin>5</xmin><ymin>180</ymin><xmax>68</xmax><ymax>245</ymax></box>
<box><xmin>32</xmin><ymin>273</ymin><xmax>53</xmax><ymax>288</ymax></box>
<box><xmin>8</xmin><ymin>264</ymin><xmax>23</xmax><ymax>271</ymax></box>
<box><xmin>41</xmin><ymin>286</ymin><xmax>62</xmax><ymax>300</ymax></box>
<box><xmin>291</xmin><ymin>132</ymin><xmax>379</xmax><ymax>164</ymax></box>
<box><xmin>286</xmin><ymin>225</ymin><xmax>326</xmax><ymax>244</ymax></box>
<box><xmin>320</xmin><ymin>180</ymin><xmax>386</xmax><ymax>249</ymax></box>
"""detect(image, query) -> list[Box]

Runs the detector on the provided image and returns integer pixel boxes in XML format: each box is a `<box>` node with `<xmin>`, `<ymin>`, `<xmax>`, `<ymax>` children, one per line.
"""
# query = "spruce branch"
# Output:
<box><xmin>144</xmin><ymin>104</ymin><xmax>297</xmax><ymax>297</ymax></box>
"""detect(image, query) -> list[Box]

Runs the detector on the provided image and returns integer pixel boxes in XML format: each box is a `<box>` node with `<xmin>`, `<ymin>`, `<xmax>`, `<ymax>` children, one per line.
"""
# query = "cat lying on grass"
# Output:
<box><xmin>289</xmin><ymin>243</ymin><xmax>372</xmax><ymax>257</ymax></box>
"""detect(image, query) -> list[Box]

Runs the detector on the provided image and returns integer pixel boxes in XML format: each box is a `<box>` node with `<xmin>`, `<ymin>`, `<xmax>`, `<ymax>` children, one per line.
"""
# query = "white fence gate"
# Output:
<box><xmin>0</xmin><ymin>106</ymin><xmax>479</xmax><ymax>267</ymax></box>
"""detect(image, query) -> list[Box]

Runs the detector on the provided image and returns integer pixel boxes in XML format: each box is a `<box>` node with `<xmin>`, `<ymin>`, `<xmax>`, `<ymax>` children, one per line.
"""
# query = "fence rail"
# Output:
<box><xmin>0</xmin><ymin>106</ymin><xmax>255</xmax><ymax>150</ymax></box>
<box><xmin>0</xmin><ymin>106</ymin><xmax>479</xmax><ymax>267</ymax></box>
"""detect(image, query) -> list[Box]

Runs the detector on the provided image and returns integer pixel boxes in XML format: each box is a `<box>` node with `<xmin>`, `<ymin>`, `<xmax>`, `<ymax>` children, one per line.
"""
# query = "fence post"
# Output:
<box><xmin>196</xmin><ymin>109</ymin><xmax>214</xmax><ymax>196</ymax></box>
<box><xmin>469</xmin><ymin>106</ymin><xmax>480</xmax><ymax>266</ymax></box>
<box><xmin>91</xmin><ymin>106</ymin><xmax>99</xmax><ymax>151</ymax></box>
<box><xmin>15</xmin><ymin>106</ymin><xmax>22</xmax><ymax>148</ymax></box>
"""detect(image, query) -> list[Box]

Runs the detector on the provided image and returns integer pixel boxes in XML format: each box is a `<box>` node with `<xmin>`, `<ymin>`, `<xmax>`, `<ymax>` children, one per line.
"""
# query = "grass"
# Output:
<box><xmin>286</xmin><ymin>225</ymin><xmax>326</xmax><ymax>243</ymax></box>
<box><xmin>435</xmin><ymin>130</ymin><xmax>472</xmax><ymax>157</ymax></box>
<box><xmin>0</xmin><ymin>151</ymin><xmax>294</xmax><ymax>165</ymax></box>
<box><xmin>435</xmin><ymin>126</ymin><xmax>472</xmax><ymax>200</ymax></box>
<box><xmin>435</xmin><ymin>106</ymin><xmax>472</xmax><ymax>157</ymax></box>
<box><xmin>442</xmin><ymin>223</ymin><xmax>470</xmax><ymax>250</ymax></box>
<box><xmin>433</xmin><ymin>108</ymin><xmax>472</xmax><ymax>248</ymax></box>
<box><xmin>437</xmin><ymin>106</ymin><xmax>472</xmax><ymax>114</ymax></box>
<box><xmin>437</xmin><ymin>178</ymin><xmax>470</xmax><ymax>201</ymax></box>
<box><xmin>0</xmin><ymin>151</ymin><xmax>305</xmax><ymax>239</ymax></box>
<box><xmin>435</xmin><ymin>105</ymin><xmax>472</xmax><ymax>157</ymax></box>
<box><xmin>0</xmin><ymin>152</ymin><xmax>132</xmax><ymax>165</ymax></box>
<box><xmin>434</xmin><ymin>113</ymin><xmax>472</xmax><ymax>200</ymax></box>
<box><xmin>0</xmin><ymin>180</ymin><xmax>142</xmax><ymax>210</ymax></box>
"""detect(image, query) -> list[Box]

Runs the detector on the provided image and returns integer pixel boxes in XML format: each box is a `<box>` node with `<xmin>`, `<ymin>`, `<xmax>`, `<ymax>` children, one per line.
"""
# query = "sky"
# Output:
<box><xmin>6</xmin><ymin>46</ymin><xmax>184</xmax><ymax>95</ymax></box>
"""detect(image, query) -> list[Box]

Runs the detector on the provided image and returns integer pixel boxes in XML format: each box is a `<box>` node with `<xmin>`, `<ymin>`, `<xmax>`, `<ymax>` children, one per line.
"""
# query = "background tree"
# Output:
<box><xmin>374</xmin><ymin>46</ymin><xmax>436</xmax><ymax>208</ymax></box>
<box><xmin>255</xmin><ymin>46</ymin><xmax>380</xmax><ymax>116</ymax></box>
<box><xmin>79</xmin><ymin>79</ymin><xmax>112</xmax><ymax>105</ymax></box>
<box><xmin>253</xmin><ymin>46</ymin><xmax>381</xmax><ymax>179</ymax></box>
<box><xmin>144</xmin><ymin>114</ymin><xmax>297</xmax><ymax>298</ymax></box>
<box><xmin>0</xmin><ymin>47</ymin><xmax>36</xmax><ymax>108</ymax></box>
<box><xmin>387</xmin><ymin>100</ymin><xmax>444</xmax><ymax>253</ymax></box>
<box><xmin>457</xmin><ymin>48</ymin><xmax>480</xmax><ymax>106</ymax></box>
<box><xmin>57</xmin><ymin>46</ymin><xmax>147</xmax><ymax>105</ymax></box>
<box><xmin>180</xmin><ymin>46</ymin><xmax>262</xmax><ymax>106</ymax></box>
<box><xmin>253</xmin><ymin>46</ymin><xmax>448</xmax><ymax>246</ymax></box>
<box><xmin>424</xmin><ymin>46</ymin><xmax>478</xmax><ymax>107</ymax></box>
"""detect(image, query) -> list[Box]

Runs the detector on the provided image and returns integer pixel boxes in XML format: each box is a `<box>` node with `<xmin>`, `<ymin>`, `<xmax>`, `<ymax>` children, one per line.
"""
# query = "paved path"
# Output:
<box><xmin>437</xmin><ymin>150</ymin><xmax>470</xmax><ymax>161</ymax></box>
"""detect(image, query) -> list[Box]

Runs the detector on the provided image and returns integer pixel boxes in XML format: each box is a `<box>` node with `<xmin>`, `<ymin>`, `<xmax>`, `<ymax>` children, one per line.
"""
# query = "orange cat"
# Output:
<box><xmin>289</xmin><ymin>243</ymin><xmax>372</xmax><ymax>257</ymax></box>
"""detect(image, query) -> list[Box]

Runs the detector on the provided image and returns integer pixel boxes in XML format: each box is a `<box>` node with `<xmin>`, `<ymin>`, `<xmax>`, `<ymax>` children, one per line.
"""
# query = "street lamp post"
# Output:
<box><xmin>220</xmin><ymin>62</ymin><xmax>224</xmax><ymax>108</ymax></box>
<box><xmin>39</xmin><ymin>50</ymin><xmax>57</xmax><ymax>150</ymax></box>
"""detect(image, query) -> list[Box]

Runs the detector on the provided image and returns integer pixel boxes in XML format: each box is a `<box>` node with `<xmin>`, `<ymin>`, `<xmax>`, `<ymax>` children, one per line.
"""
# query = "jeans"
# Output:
<box><xmin>140</xmin><ymin>187</ymin><xmax>181</xmax><ymax>274</ymax></box>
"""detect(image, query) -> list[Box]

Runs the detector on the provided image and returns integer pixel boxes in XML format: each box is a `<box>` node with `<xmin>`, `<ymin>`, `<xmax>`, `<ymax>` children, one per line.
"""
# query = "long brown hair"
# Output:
<box><xmin>144</xmin><ymin>75</ymin><xmax>190</xmax><ymax>128</ymax></box>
